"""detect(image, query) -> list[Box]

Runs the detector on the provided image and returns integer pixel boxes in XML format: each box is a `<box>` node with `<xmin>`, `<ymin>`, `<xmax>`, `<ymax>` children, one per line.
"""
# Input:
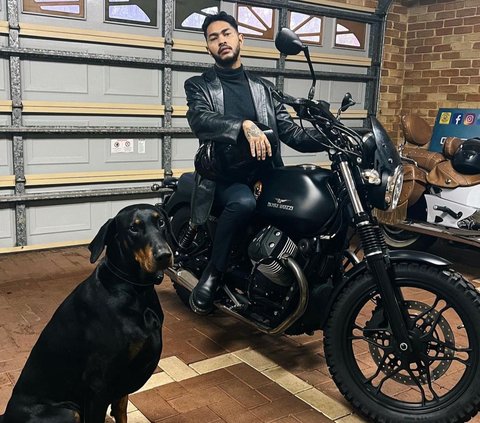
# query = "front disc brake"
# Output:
<box><xmin>366</xmin><ymin>300</ymin><xmax>454</xmax><ymax>385</ymax></box>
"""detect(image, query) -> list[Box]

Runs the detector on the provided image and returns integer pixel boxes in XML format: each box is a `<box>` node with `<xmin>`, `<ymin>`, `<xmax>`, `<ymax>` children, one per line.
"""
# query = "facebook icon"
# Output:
<box><xmin>453</xmin><ymin>113</ymin><xmax>463</xmax><ymax>125</ymax></box>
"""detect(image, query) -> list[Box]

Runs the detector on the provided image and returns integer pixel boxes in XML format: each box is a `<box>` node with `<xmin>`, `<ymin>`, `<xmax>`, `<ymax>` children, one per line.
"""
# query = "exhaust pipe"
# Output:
<box><xmin>166</xmin><ymin>256</ymin><xmax>309</xmax><ymax>335</ymax></box>
<box><xmin>165</xmin><ymin>267</ymin><xmax>197</xmax><ymax>291</ymax></box>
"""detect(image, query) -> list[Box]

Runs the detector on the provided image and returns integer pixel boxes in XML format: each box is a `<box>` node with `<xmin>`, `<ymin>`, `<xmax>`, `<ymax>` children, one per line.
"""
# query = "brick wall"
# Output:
<box><xmin>379</xmin><ymin>0</ymin><xmax>480</xmax><ymax>142</ymax></box>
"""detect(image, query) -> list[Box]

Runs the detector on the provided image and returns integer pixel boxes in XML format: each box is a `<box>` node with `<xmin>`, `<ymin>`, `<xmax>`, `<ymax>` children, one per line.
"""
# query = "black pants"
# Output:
<box><xmin>210</xmin><ymin>180</ymin><xmax>256</xmax><ymax>272</ymax></box>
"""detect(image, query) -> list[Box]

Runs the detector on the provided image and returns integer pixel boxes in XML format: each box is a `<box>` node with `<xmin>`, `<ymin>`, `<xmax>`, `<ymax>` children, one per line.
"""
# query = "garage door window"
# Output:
<box><xmin>236</xmin><ymin>4</ymin><xmax>274</xmax><ymax>40</ymax></box>
<box><xmin>23</xmin><ymin>0</ymin><xmax>85</xmax><ymax>19</ymax></box>
<box><xmin>335</xmin><ymin>18</ymin><xmax>366</xmax><ymax>50</ymax></box>
<box><xmin>289</xmin><ymin>11</ymin><xmax>322</xmax><ymax>45</ymax></box>
<box><xmin>105</xmin><ymin>0</ymin><xmax>157</xmax><ymax>27</ymax></box>
<box><xmin>175</xmin><ymin>0</ymin><xmax>219</xmax><ymax>31</ymax></box>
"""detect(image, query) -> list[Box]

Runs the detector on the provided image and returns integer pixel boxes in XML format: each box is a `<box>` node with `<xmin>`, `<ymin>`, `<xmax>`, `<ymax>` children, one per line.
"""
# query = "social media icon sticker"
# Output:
<box><xmin>464</xmin><ymin>114</ymin><xmax>475</xmax><ymax>125</ymax></box>
<box><xmin>439</xmin><ymin>112</ymin><xmax>451</xmax><ymax>124</ymax></box>
<box><xmin>453</xmin><ymin>113</ymin><xmax>463</xmax><ymax>125</ymax></box>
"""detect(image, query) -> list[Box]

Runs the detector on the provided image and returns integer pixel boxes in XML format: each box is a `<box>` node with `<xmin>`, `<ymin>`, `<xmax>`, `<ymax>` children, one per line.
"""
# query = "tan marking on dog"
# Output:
<box><xmin>153</xmin><ymin>212</ymin><xmax>160</xmax><ymax>218</ymax></box>
<box><xmin>128</xmin><ymin>340</ymin><xmax>146</xmax><ymax>359</ymax></box>
<box><xmin>110</xmin><ymin>395</ymin><xmax>128</xmax><ymax>423</ymax></box>
<box><xmin>134</xmin><ymin>245</ymin><xmax>156</xmax><ymax>273</ymax></box>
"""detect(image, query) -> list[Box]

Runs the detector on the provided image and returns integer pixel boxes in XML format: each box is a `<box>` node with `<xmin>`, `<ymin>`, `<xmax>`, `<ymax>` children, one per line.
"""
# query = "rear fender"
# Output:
<box><xmin>164</xmin><ymin>172</ymin><xmax>195</xmax><ymax>216</ymax></box>
<box><xmin>316</xmin><ymin>250</ymin><xmax>451</xmax><ymax>329</ymax></box>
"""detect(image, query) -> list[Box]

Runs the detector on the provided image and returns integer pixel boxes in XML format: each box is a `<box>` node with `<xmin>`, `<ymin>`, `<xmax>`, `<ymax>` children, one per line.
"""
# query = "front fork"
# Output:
<box><xmin>339</xmin><ymin>161</ymin><xmax>413</xmax><ymax>352</ymax></box>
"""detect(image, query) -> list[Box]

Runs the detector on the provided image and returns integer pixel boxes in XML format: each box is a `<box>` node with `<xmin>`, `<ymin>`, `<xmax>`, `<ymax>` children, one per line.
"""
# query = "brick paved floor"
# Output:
<box><xmin>0</xmin><ymin>240</ymin><xmax>479</xmax><ymax>422</ymax></box>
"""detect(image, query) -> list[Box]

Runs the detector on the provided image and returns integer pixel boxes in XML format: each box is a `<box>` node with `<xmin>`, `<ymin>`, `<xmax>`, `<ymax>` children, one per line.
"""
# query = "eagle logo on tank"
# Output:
<box><xmin>267</xmin><ymin>197</ymin><xmax>294</xmax><ymax>211</ymax></box>
<box><xmin>254</xmin><ymin>181</ymin><xmax>294</xmax><ymax>211</ymax></box>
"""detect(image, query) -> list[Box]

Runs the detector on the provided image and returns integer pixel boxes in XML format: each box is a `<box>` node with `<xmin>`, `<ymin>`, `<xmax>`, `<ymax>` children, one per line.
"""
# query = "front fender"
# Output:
<box><xmin>317</xmin><ymin>250</ymin><xmax>450</xmax><ymax>329</ymax></box>
<box><xmin>345</xmin><ymin>249</ymin><xmax>451</xmax><ymax>283</ymax></box>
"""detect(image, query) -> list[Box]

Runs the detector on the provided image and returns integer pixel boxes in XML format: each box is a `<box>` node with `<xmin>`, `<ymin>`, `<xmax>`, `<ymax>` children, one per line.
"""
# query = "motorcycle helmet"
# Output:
<box><xmin>452</xmin><ymin>137</ymin><xmax>480</xmax><ymax>175</ymax></box>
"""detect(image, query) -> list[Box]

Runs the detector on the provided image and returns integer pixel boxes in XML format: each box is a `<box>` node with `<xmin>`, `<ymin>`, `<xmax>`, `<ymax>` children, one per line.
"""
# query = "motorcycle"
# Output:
<box><xmin>378</xmin><ymin>113</ymin><xmax>480</xmax><ymax>250</ymax></box>
<box><xmin>157</xmin><ymin>28</ymin><xmax>480</xmax><ymax>422</ymax></box>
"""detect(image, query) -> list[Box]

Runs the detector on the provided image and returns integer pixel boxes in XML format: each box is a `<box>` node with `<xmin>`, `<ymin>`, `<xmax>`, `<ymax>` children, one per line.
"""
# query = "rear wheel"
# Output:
<box><xmin>381</xmin><ymin>197</ymin><xmax>436</xmax><ymax>251</ymax></box>
<box><xmin>324</xmin><ymin>262</ymin><xmax>480</xmax><ymax>422</ymax></box>
<box><xmin>382</xmin><ymin>225</ymin><xmax>436</xmax><ymax>250</ymax></box>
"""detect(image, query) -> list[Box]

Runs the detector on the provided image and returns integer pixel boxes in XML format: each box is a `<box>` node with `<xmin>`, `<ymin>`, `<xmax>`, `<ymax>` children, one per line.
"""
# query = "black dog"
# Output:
<box><xmin>1</xmin><ymin>204</ymin><xmax>173</xmax><ymax>423</ymax></box>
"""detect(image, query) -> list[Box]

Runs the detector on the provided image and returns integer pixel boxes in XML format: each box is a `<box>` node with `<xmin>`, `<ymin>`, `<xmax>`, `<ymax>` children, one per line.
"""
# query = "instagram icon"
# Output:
<box><xmin>464</xmin><ymin>113</ymin><xmax>476</xmax><ymax>125</ymax></box>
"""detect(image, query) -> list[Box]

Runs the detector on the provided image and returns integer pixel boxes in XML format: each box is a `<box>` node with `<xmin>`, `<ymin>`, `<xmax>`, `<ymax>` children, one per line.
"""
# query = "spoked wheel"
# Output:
<box><xmin>325</xmin><ymin>262</ymin><xmax>480</xmax><ymax>422</ymax></box>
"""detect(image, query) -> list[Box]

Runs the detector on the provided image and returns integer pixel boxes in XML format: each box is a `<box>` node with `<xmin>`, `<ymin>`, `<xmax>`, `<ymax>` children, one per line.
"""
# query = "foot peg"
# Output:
<box><xmin>433</xmin><ymin>205</ymin><xmax>462</xmax><ymax>220</ymax></box>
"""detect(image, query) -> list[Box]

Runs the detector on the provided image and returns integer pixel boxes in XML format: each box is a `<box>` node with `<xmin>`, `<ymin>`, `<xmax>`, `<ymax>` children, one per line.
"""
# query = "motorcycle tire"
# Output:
<box><xmin>381</xmin><ymin>225</ymin><xmax>436</xmax><ymax>250</ymax></box>
<box><xmin>324</xmin><ymin>262</ymin><xmax>480</xmax><ymax>423</ymax></box>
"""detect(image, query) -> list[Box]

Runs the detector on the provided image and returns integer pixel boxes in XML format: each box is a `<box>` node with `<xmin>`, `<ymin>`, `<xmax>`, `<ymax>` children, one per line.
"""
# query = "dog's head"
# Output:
<box><xmin>88</xmin><ymin>204</ymin><xmax>173</xmax><ymax>279</ymax></box>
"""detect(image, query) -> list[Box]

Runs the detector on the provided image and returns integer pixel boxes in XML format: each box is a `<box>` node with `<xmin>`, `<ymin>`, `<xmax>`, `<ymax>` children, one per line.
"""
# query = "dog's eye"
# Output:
<box><xmin>157</xmin><ymin>219</ymin><xmax>166</xmax><ymax>228</ymax></box>
<box><xmin>129</xmin><ymin>224</ymin><xmax>139</xmax><ymax>233</ymax></box>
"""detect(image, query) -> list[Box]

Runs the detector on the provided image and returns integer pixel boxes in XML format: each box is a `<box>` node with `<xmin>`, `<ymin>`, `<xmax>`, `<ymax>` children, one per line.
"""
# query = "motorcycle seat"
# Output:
<box><xmin>427</xmin><ymin>160</ymin><xmax>480</xmax><ymax>188</ymax></box>
<box><xmin>401</xmin><ymin>114</ymin><xmax>447</xmax><ymax>171</ymax></box>
<box><xmin>403</xmin><ymin>146</ymin><xmax>445</xmax><ymax>172</ymax></box>
<box><xmin>401</xmin><ymin>114</ymin><xmax>432</xmax><ymax>146</ymax></box>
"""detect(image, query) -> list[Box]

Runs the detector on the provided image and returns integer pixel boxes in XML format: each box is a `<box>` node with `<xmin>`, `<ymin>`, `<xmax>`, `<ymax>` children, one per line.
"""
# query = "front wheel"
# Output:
<box><xmin>324</xmin><ymin>262</ymin><xmax>480</xmax><ymax>422</ymax></box>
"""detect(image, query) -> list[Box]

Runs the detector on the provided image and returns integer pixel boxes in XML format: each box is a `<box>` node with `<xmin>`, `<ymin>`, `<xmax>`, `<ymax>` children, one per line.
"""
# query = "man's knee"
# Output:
<box><xmin>229</xmin><ymin>195</ymin><xmax>256</xmax><ymax>215</ymax></box>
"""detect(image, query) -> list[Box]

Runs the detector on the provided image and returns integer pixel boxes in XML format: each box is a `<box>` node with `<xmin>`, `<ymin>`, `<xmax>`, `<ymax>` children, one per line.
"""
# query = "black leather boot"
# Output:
<box><xmin>189</xmin><ymin>263</ymin><xmax>223</xmax><ymax>314</ymax></box>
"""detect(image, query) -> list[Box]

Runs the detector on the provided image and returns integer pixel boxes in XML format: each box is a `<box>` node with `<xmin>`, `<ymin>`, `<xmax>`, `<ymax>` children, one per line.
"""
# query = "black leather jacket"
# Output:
<box><xmin>185</xmin><ymin>67</ymin><xmax>324</xmax><ymax>226</ymax></box>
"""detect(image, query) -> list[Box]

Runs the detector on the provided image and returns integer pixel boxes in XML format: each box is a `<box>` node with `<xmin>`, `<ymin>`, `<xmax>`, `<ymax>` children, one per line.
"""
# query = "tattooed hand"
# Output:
<box><xmin>242</xmin><ymin>120</ymin><xmax>272</xmax><ymax>160</ymax></box>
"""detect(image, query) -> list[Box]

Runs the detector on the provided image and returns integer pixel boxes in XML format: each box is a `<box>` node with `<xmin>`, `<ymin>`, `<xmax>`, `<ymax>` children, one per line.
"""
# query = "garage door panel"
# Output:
<box><xmin>22</xmin><ymin>61</ymin><xmax>89</xmax><ymax>95</ymax></box>
<box><xmin>0</xmin><ymin>208</ymin><xmax>15</xmax><ymax>248</ymax></box>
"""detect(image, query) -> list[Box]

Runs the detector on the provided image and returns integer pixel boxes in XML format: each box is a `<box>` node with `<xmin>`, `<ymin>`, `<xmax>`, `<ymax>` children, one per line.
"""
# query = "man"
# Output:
<box><xmin>185</xmin><ymin>11</ymin><xmax>324</xmax><ymax>314</ymax></box>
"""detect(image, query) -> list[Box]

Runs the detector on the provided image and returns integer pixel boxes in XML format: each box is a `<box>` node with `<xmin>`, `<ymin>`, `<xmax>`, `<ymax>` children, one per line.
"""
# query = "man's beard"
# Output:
<box><xmin>211</xmin><ymin>45</ymin><xmax>240</xmax><ymax>67</ymax></box>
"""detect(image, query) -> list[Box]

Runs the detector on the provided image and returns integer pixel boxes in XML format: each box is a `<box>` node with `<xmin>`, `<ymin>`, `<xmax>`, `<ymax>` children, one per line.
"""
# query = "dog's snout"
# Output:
<box><xmin>153</xmin><ymin>246</ymin><xmax>172</xmax><ymax>268</ymax></box>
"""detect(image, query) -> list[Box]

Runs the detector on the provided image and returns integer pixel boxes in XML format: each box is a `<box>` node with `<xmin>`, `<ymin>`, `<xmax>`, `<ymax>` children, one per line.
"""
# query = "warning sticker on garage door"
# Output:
<box><xmin>111</xmin><ymin>139</ymin><xmax>134</xmax><ymax>153</ymax></box>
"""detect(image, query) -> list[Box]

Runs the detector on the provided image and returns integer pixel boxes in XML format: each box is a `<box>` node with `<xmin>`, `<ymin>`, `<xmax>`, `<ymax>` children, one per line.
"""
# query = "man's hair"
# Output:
<box><xmin>202</xmin><ymin>11</ymin><xmax>238</xmax><ymax>38</ymax></box>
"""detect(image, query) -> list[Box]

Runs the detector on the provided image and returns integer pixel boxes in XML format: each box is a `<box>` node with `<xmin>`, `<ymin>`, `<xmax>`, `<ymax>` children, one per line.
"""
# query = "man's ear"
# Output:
<box><xmin>88</xmin><ymin>218</ymin><xmax>115</xmax><ymax>263</ymax></box>
<box><xmin>238</xmin><ymin>32</ymin><xmax>244</xmax><ymax>45</ymax></box>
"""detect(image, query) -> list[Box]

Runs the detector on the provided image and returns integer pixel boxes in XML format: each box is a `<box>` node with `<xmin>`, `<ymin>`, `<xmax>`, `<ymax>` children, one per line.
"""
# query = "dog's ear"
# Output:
<box><xmin>88</xmin><ymin>218</ymin><xmax>115</xmax><ymax>263</ymax></box>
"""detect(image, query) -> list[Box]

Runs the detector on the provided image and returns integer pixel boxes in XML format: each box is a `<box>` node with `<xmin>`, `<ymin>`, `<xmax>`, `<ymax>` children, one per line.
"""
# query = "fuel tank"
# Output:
<box><xmin>255</xmin><ymin>165</ymin><xmax>338</xmax><ymax>237</ymax></box>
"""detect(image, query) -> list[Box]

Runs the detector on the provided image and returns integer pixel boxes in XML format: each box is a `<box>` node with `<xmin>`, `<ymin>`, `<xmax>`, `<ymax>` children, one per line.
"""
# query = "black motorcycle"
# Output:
<box><xmin>159</xmin><ymin>28</ymin><xmax>480</xmax><ymax>422</ymax></box>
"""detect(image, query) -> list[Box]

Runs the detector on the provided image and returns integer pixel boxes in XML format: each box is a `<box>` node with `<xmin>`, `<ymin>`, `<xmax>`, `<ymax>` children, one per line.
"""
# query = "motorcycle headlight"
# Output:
<box><xmin>385</xmin><ymin>165</ymin><xmax>404</xmax><ymax>210</ymax></box>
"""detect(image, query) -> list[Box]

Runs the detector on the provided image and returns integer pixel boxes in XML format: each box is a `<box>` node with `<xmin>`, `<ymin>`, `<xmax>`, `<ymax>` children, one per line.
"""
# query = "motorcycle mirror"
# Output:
<box><xmin>337</xmin><ymin>93</ymin><xmax>356</xmax><ymax>118</ymax></box>
<box><xmin>275</xmin><ymin>28</ymin><xmax>317</xmax><ymax>101</ymax></box>
<box><xmin>340</xmin><ymin>93</ymin><xmax>356</xmax><ymax>112</ymax></box>
<box><xmin>275</xmin><ymin>28</ymin><xmax>304</xmax><ymax>55</ymax></box>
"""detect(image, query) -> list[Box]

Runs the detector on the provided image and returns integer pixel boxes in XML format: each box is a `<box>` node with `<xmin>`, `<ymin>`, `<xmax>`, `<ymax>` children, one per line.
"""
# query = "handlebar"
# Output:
<box><xmin>272</xmin><ymin>88</ymin><xmax>365</xmax><ymax>158</ymax></box>
<box><xmin>272</xmin><ymin>89</ymin><xmax>336</xmax><ymax>122</ymax></box>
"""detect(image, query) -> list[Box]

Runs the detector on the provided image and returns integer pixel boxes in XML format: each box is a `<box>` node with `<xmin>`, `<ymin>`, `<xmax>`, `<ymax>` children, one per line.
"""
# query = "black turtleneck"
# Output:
<box><xmin>214</xmin><ymin>65</ymin><xmax>257</xmax><ymax>123</ymax></box>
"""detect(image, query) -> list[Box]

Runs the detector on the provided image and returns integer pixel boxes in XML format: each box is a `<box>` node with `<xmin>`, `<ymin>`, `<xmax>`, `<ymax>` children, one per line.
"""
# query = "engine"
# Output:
<box><xmin>243</xmin><ymin>226</ymin><xmax>299</xmax><ymax>325</ymax></box>
<box><xmin>248</xmin><ymin>225</ymin><xmax>298</xmax><ymax>286</ymax></box>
